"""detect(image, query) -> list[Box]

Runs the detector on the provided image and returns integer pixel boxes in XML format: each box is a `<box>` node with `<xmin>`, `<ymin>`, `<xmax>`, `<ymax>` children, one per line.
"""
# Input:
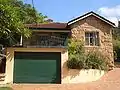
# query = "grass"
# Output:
<box><xmin>0</xmin><ymin>87</ymin><xmax>12</xmax><ymax>90</ymax></box>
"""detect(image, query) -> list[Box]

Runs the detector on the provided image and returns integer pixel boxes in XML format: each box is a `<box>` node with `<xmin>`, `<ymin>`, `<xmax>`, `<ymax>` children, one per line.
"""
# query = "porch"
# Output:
<box><xmin>23</xmin><ymin>32</ymin><xmax>69</xmax><ymax>48</ymax></box>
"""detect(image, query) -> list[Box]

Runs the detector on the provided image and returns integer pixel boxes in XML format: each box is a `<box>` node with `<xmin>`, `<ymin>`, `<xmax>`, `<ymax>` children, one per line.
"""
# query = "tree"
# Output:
<box><xmin>112</xmin><ymin>26</ymin><xmax>120</xmax><ymax>61</ymax></box>
<box><xmin>112</xmin><ymin>27</ymin><xmax>120</xmax><ymax>40</ymax></box>
<box><xmin>11</xmin><ymin>0</ymin><xmax>48</xmax><ymax>24</ymax></box>
<box><xmin>0</xmin><ymin>0</ymin><xmax>48</xmax><ymax>46</ymax></box>
<box><xmin>0</xmin><ymin>0</ymin><xmax>31</xmax><ymax>46</ymax></box>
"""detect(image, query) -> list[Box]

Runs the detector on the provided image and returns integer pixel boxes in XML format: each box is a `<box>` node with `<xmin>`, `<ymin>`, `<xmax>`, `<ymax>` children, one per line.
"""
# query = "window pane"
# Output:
<box><xmin>90</xmin><ymin>33</ymin><xmax>94</xmax><ymax>38</ymax></box>
<box><xmin>85</xmin><ymin>32</ymin><xmax>99</xmax><ymax>46</ymax></box>
<box><xmin>85</xmin><ymin>32</ymin><xmax>89</xmax><ymax>37</ymax></box>
<box><xmin>90</xmin><ymin>37</ymin><xmax>94</xmax><ymax>46</ymax></box>
<box><xmin>95</xmin><ymin>32</ymin><xmax>99</xmax><ymax>46</ymax></box>
<box><xmin>85</xmin><ymin>37</ymin><xmax>89</xmax><ymax>45</ymax></box>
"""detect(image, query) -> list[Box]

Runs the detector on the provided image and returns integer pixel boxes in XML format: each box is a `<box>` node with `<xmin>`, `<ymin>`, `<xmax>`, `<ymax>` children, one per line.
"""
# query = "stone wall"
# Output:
<box><xmin>70</xmin><ymin>15</ymin><xmax>114</xmax><ymax>69</ymax></box>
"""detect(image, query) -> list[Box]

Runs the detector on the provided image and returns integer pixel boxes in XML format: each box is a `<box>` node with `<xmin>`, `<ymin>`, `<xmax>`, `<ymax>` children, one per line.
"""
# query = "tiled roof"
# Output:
<box><xmin>26</xmin><ymin>11</ymin><xmax>116</xmax><ymax>29</ymax></box>
<box><xmin>25</xmin><ymin>23</ymin><xmax>69</xmax><ymax>29</ymax></box>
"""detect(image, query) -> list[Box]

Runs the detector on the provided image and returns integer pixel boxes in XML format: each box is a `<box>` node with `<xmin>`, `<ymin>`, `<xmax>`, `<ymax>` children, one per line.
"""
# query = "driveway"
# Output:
<box><xmin>12</xmin><ymin>68</ymin><xmax>120</xmax><ymax>90</ymax></box>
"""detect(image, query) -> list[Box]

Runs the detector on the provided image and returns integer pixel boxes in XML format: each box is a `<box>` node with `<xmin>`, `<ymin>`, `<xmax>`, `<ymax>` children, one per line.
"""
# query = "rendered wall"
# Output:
<box><xmin>5</xmin><ymin>48</ymin><xmax>67</xmax><ymax>84</ymax></box>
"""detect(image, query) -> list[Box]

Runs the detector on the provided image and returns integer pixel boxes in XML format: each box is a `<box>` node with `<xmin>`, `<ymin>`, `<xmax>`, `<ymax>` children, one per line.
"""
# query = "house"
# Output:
<box><xmin>0</xmin><ymin>11</ymin><xmax>115</xmax><ymax>84</ymax></box>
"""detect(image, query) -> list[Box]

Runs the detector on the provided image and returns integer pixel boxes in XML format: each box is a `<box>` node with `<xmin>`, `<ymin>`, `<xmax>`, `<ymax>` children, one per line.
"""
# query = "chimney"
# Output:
<box><xmin>46</xmin><ymin>19</ymin><xmax>53</xmax><ymax>23</ymax></box>
<box><xmin>118</xmin><ymin>21</ymin><xmax>120</xmax><ymax>28</ymax></box>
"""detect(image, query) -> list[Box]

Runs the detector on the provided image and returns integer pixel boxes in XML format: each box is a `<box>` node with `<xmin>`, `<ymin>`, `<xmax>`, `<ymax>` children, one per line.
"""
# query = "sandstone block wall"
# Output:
<box><xmin>70</xmin><ymin>15</ymin><xmax>114</xmax><ymax>68</ymax></box>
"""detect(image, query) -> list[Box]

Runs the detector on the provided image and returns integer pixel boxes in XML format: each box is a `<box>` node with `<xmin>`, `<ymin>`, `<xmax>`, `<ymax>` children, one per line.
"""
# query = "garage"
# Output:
<box><xmin>13</xmin><ymin>52</ymin><xmax>61</xmax><ymax>84</ymax></box>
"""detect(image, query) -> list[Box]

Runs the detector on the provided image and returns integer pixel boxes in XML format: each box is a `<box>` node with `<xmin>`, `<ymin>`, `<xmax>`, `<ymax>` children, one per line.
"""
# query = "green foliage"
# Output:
<box><xmin>0</xmin><ymin>87</ymin><xmax>13</xmax><ymax>90</ymax></box>
<box><xmin>113</xmin><ymin>39</ymin><xmax>120</xmax><ymax>60</ymax></box>
<box><xmin>13</xmin><ymin>1</ymin><xmax>48</xmax><ymax>24</ymax></box>
<box><xmin>112</xmin><ymin>28</ymin><xmax>120</xmax><ymax>40</ymax></box>
<box><xmin>67</xmin><ymin>39</ymin><xmax>85</xmax><ymax>69</ymax></box>
<box><xmin>112</xmin><ymin>27</ymin><xmax>120</xmax><ymax>60</ymax></box>
<box><xmin>0</xmin><ymin>0</ymin><xmax>48</xmax><ymax>46</ymax></box>
<box><xmin>68</xmin><ymin>39</ymin><xmax>84</xmax><ymax>56</ymax></box>
<box><xmin>67</xmin><ymin>56</ymin><xmax>79</xmax><ymax>69</ymax></box>
<box><xmin>85</xmin><ymin>52</ymin><xmax>109</xmax><ymax>70</ymax></box>
<box><xmin>67</xmin><ymin>39</ymin><xmax>109</xmax><ymax>71</ymax></box>
<box><xmin>0</xmin><ymin>1</ymin><xmax>31</xmax><ymax>46</ymax></box>
<box><xmin>67</xmin><ymin>54</ymin><xmax>86</xmax><ymax>69</ymax></box>
<box><xmin>1</xmin><ymin>0</ymin><xmax>48</xmax><ymax>24</ymax></box>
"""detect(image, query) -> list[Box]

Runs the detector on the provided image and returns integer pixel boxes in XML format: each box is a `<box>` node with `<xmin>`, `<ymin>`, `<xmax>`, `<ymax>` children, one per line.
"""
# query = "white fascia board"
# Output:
<box><xmin>68</xmin><ymin>13</ymin><xmax>116</xmax><ymax>27</ymax></box>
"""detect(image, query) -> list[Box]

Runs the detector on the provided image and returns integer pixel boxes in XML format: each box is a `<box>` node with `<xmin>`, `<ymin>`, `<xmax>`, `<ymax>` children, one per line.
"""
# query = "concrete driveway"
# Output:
<box><xmin>12</xmin><ymin>68</ymin><xmax>120</xmax><ymax>90</ymax></box>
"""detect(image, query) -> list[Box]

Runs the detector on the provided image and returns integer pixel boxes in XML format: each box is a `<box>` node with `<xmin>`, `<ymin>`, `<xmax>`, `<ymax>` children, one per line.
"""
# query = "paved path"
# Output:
<box><xmin>12</xmin><ymin>68</ymin><xmax>120</xmax><ymax>90</ymax></box>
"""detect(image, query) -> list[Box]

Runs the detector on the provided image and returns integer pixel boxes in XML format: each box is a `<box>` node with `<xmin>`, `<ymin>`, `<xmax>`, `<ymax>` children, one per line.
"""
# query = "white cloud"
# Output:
<box><xmin>98</xmin><ymin>5</ymin><xmax>120</xmax><ymax>26</ymax></box>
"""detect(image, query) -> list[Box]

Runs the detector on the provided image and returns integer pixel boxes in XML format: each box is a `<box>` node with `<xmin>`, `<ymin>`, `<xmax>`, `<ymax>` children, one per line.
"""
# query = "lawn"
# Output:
<box><xmin>0</xmin><ymin>87</ymin><xmax>12</xmax><ymax>90</ymax></box>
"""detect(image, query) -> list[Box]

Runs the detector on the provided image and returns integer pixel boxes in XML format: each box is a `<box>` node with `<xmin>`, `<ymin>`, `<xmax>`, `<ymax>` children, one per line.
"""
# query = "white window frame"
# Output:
<box><xmin>85</xmin><ymin>32</ymin><xmax>99</xmax><ymax>46</ymax></box>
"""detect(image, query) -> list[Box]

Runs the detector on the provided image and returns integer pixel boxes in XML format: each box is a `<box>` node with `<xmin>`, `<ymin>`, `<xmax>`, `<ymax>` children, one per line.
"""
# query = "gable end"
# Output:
<box><xmin>68</xmin><ymin>11</ymin><xmax>115</xmax><ymax>27</ymax></box>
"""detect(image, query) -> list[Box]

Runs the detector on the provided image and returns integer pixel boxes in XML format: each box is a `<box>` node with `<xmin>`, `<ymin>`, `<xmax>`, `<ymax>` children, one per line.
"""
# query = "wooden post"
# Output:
<box><xmin>20</xmin><ymin>35</ymin><xmax>23</xmax><ymax>46</ymax></box>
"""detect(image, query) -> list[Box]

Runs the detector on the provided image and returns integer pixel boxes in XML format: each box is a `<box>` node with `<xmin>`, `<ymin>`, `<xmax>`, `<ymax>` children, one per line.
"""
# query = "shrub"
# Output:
<box><xmin>67</xmin><ymin>54</ymin><xmax>86</xmax><ymax>69</ymax></box>
<box><xmin>67</xmin><ymin>56</ymin><xmax>79</xmax><ymax>69</ymax></box>
<box><xmin>67</xmin><ymin>39</ymin><xmax>84</xmax><ymax>56</ymax></box>
<box><xmin>67</xmin><ymin>39</ymin><xmax>85</xmax><ymax>69</ymax></box>
<box><xmin>67</xmin><ymin>39</ymin><xmax>109</xmax><ymax>71</ymax></box>
<box><xmin>67</xmin><ymin>51</ymin><xmax>109</xmax><ymax>70</ymax></box>
<box><xmin>85</xmin><ymin>52</ymin><xmax>109</xmax><ymax>70</ymax></box>
<box><xmin>113</xmin><ymin>39</ymin><xmax>120</xmax><ymax>61</ymax></box>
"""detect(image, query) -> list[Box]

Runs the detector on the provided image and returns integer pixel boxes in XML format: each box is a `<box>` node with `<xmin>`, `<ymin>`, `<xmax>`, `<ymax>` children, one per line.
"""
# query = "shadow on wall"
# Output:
<box><xmin>6</xmin><ymin>51</ymin><xmax>13</xmax><ymax>64</ymax></box>
<box><xmin>62</xmin><ymin>61</ymin><xmax>79</xmax><ymax>80</ymax></box>
<box><xmin>0</xmin><ymin>57</ymin><xmax>6</xmax><ymax>73</ymax></box>
<box><xmin>62</xmin><ymin>61</ymin><xmax>105</xmax><ymax>83</ymax></box>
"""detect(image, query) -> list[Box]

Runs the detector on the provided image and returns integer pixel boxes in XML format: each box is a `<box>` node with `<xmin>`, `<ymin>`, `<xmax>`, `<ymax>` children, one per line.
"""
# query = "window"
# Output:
<box><xmin>85</xmin><ymin>32</ymin><xmax>99</xmax><ymax>46</ymax></box>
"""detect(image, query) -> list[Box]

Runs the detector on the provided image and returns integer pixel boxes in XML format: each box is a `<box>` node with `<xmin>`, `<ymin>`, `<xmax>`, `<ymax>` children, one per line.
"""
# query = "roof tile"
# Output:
<box><xmin>25</xmin><ymin>23</ymin><xmax>68</xmax><ymax>29</ymax></box>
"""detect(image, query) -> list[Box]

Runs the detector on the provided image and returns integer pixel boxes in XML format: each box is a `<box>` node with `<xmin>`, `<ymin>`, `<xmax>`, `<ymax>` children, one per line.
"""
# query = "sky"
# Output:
<box><xmin>24</xmin><ymin>0</ymin><xmax>120</xmax><ymax>26</ymax></box>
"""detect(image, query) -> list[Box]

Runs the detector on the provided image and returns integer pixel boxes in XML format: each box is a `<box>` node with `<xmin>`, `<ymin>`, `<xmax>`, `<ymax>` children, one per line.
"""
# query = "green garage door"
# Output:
<box><xmin>14</xmin><ymin>52</ymin><xmax>61</xmax><ymax>84</ymax></box>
